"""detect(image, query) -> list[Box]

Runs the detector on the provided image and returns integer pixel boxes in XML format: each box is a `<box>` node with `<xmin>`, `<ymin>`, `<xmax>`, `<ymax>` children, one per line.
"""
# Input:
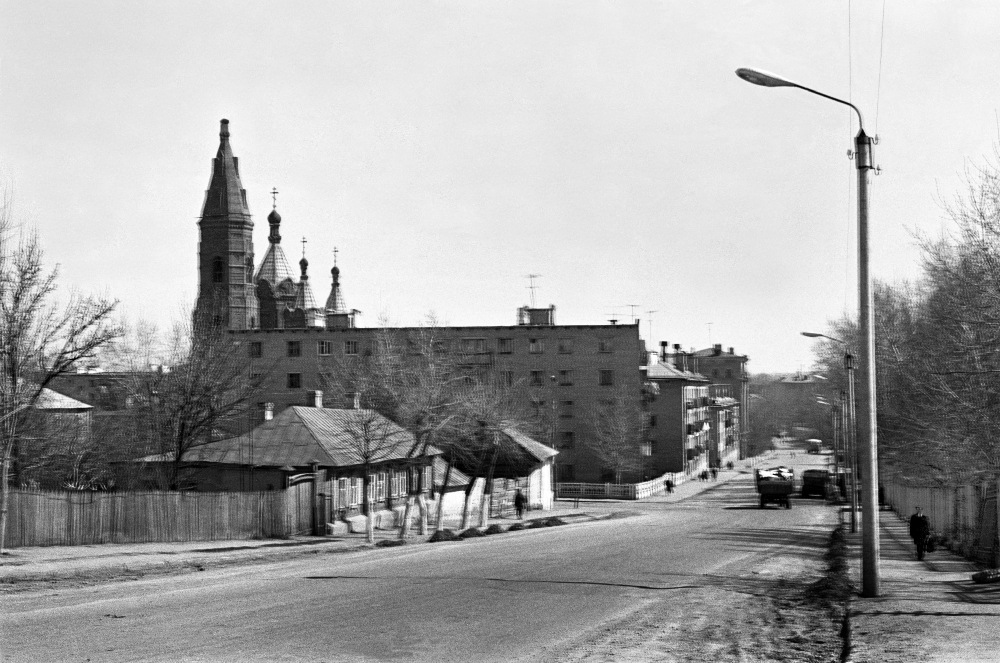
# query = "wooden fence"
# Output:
<box><xmin>882</xmin><ymin>478</ymin><xmax>999</xmax><ymax>566</ymax></box>
<box><xmin>3</xmin><ymin>488</ymin><xmax>297</xmax><ymax>548</ymax></box>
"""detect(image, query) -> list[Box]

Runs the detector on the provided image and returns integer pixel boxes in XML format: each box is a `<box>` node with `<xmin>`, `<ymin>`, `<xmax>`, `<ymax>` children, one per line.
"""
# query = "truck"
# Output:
<box><xmin>800</xmin><ymin>469</ymin><xmax>830</xmax><ymax>498</ymax></box>
<box><xmin>806</xmin><ymin>439</ymin><xmax>823</xmax><ymax>454</ymax></box>
<box><xmin>755</xmin><ymin>466</ymin><xmax>794</xmax><ymax>509</ymax></box>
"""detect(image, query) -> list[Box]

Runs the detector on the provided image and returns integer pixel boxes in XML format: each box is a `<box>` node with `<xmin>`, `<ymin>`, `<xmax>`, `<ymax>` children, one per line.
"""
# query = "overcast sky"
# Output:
<box><xmin>1</xmin><ymin>1</ymin><xmax>997</xmax><ymax>373</ymax></box>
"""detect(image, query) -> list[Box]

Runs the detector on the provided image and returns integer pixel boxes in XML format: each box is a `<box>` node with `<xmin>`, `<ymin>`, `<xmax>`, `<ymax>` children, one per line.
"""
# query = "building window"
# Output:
<box><xmin>640</xmin><ymin>441</ymin><xmax>653</xmax><ymax>456</ymax></box>
<box><xmin>344</xmin><ymin>340</ymin><xmax>359</xmax><ymax>355</ymax></box>
<box><xmin>559</xmin><ymin>400</ymin><xmax>574</xmax><ymax>418</ymax></box>
<box><xmin>318</xmin><ymin>341</ymin><xmax>332</xmax><ymax>356</ymax></box>
<box><xmin>287</xmin><ymin>373</ymin><xmax>302</xmax><ymax>389</ymax></box>
<box><xmin>432</xmin><ymin>339</ymin><xmax>449</xmax><ymax>353</ymax></box>
<box><xmin>558</xmin><ymin>370</ymin><xmax>573</xmax><ymax>386</ymax></box>
<box><xmin>529</xmin><ymin>338</ymin><xmax>544</xmax><ymax>354</ymax></box>
<box><xmin>726</xmin><ymin>368</ymin><xmax>733</xmax><ymax>378</ymax></box>
<box><xmin>500</xmin><ymin>371</ymin><xmax>514</xmax><ymax>387</ymax></box>
<box><xmin>462</xmin><ymin>338</ymin><xmax>486</xmax><ymax>353</ymax></box>
<box><xmin>558</xmin><ymin>338</ymin><xmax>574</xmax><ymax>354</ymax></box>
<box><xmin>530</xmin><ymin>370</ymin><xmax>544</xmax><ymax>386</ymax></box>
<box><xmin>649</xmin><ymin>415</ymin><xmax>657</xmax><ymax>427</ymax></box>
<box><xmin>212</xmin><ymin>257</ymin><xmax>224</xmax><ymax>284</ymax></box>
<box><xmin>559</xmin><ymin>431</ymin><xmax>575</xmax><ymax>449</ymax></box>
<box><xmin>287</xmin><ymin>341</ymin><xmax>301</xmax><ymax>357</ymax></box>
<box><xmin>248</xmin><ymin>342</ymin><xmax>262</xmax><ymax>358</ymax></box>
<box><xmin>497</xmin><ymin>338</ymin><xmax>513</xmax><ymax>354</ymax></box>
<box><xmin>598</xmin><ymin>339</ymin><xmax>613</xmax><ymax>353</ymax></box>
<box><xmin>599</xmin><ymin>370</ymin><xmax>614</xmax><ymax>386</ymax></box>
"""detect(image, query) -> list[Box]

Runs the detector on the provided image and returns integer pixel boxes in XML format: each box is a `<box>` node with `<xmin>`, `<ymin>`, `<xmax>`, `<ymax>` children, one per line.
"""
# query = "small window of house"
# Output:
<box><xmin>497</xmin><ymin>338</ymin><xmax>513</xmax><ymax>354</ymax></box>
<box><xmin>559</xmin><ymin>370</ymin><xmax>573</xmax><ymax>386</ymax></box>
<box><xmin>344</xmin><ymin>340</ymin><xmax>359</xmax><ymax>355</ymax></box>
<box><xmin>599</xmin><ymin>370</ymin><xmax>614</xmax><ymax>386</ymax></box>
<box><xmin>248</xmin><ymin>341</ymin><xmax>262</xmax><ymax>358</ymax></box>
<box><xmin>287</xmin><ymin>341</ymin><xmax>301</xmax><ymax>357</ymax></box>
<box><xmin>598</xmin><ymin>339</ymin><xmax>613</xmax><ymax>353</ymax></box>
<box><xmin>318</xmin><ymin>341</ymin><xmax>332</xmax><ymax>356</ymax></box>
<box><xmin>529</xmin><ymin>338</ymin><xmax>544</xmax><ymax>354</ymax></box>
<box><xmin>530</xmin><ymin>370</ymin><xmax>544</xmax><ymax>386</ymax></box>
<box><xmin>558</xmin><ymin>338</ymin><xmax>574</xmax><ymax>354</ymax></box>
<box><xmin>462</xmin><ymin>338</ymin><xmax>486</xmax><ymax>353</ymax></box>
<box><xmin>287</xmin><ymin>373</ymin><xmax>302</xmax><ymax>389</ymax></box>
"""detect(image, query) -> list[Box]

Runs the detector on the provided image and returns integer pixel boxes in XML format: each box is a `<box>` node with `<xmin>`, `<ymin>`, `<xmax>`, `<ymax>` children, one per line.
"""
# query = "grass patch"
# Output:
<box><xmin>810</xmin><ymin>525</ymin><xmax>853</xmax><ymax>605</ymax></box>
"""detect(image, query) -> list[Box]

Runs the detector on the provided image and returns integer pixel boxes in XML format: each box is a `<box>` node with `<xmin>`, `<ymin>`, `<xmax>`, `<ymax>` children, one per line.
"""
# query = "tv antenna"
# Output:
<box><xmin>707</xmin><ymin>321</ymin><xmax>713</xmax><ymax>346</ymax></box>
<box><xmin>605</xmin><ymin>305</ymin><xmax>619</xmax><ymax>325</ymax></box>
<box><xmin>525</xmin><ymin>274</ymin><xmax>541</xmax><ymax>307</ymax></box>
<box><xmin>646</xmin><ymin>310</ymin><xmax>658</xmax><ymax>341</ymax></box>
<box><xmin>625</xmin><ymin>304</ymin><xmax>641</xmax><ymax>324</ymax></box>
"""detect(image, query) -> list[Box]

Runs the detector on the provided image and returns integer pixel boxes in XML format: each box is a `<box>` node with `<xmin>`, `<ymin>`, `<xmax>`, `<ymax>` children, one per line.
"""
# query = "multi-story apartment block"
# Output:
<box><xmin>642</xmin><ymin>346</ymin><xmax>711</xmax><ymax>474</ymax></box>
<box><xmin>694</xmin><ymin>344</ymin><xmax>749</xmax><ymax>453</ymax></box>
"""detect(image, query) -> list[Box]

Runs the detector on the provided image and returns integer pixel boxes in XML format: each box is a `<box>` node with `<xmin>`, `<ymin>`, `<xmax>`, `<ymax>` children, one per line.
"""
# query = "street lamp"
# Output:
<box><xmin>806</xmin><ymin>333</ymin><xmax>860</xmax><ymax>534</ymax></box>
<box><xmin>739</xmin><ymin>65</ymin><xmax>881</xmax><ymax>597</ymax></box>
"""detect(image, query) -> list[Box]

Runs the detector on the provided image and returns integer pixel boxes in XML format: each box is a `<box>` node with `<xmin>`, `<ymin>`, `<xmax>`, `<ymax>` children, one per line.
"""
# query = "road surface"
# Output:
<box><xmin>2</xmin><ymin>451</ymin><xmax>840</xmax><ymax>662</ymax></box>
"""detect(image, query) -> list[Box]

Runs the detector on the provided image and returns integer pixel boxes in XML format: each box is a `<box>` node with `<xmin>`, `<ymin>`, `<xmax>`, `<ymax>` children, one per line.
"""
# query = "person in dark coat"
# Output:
<box><xmin>513</xmin><ymin>489</ymin><xmax>527</xmax><ymax>519</ymax></box>
<box><xmin>909</xmin><ymin>506</ymin><xmax>931</xmax><ymax>560</ymax></box>
<box><xmin>665</xmin><ymin>479</ymin><xmax>674</xmax><ymax>494</ymax></box>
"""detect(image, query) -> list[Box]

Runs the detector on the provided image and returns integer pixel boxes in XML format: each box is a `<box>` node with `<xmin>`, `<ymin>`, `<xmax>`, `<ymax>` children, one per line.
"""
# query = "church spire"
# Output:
<box><xmin>195</xmin><ymin>119</ymin><xmax>258</xmax><ymax>331</ymax></box>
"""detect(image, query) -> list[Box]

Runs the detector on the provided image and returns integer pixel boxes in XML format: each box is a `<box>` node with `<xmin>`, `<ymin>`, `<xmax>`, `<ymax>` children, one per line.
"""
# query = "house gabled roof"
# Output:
<box><xmin>34</xmin><ymin>388</ymin><xmax>93</xmax><ymax>412</ymax></box>
<box><xmin>149</xmin><ymin>407</ymin><xmax>440</xmax><ymax>469</ymax></box>
<box><xmin>501</xmin><ymin>426</ymin><xmax>558</xmax><ymax>462</ymax></box>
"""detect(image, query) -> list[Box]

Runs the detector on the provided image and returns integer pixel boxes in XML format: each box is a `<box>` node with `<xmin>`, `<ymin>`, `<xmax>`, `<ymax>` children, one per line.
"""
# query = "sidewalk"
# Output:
<box><xmin>847</xmin><ymin>509</ymin><xmax>1000</xmax><ymax>663</ymax></box>
<box><xmin>0</xmin><ymin>505</ymin><xmax>619</xmax><ymax>589</ymax></box>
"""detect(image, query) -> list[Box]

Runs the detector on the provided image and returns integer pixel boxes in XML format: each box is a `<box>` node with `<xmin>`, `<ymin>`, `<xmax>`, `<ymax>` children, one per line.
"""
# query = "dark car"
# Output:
<box><xmin>801</xmin><ymin>469</ymin><xmax>830</xmax><ymax>498</ymax></box>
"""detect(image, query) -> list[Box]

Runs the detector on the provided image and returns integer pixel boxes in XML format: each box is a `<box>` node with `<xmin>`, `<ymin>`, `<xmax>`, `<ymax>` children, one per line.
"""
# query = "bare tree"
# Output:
<box><xmin>0</xmin><ymin>189</ymin><xmax>119</xmax><ymax>551</ymax></box>
<box><xmin>587</xmin><ymin>384</ymin><xmax>647</xmax><ymax>484</ymax></box>
<box><xmin>123</xmin><ymin>315</ymin><xmax>271</xmax><ymax>489</ymax></box>
<box><xmin>337</xmin><ymin>408</ymin><xmax>412</xmax><ymax>544</ymax></box>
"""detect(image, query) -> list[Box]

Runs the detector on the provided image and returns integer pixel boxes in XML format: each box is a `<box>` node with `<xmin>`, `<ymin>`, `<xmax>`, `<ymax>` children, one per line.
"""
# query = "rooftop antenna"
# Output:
<box><xmin>525</xmin><ymin>274</ymin><xmax>541</xmax><ymax>307</ymax></box>
<box><xmin>707</xmin><ymin>321</ymin><xmax>713</xmax><ymax>346</ymax></box>
<box><xmin>625</xmin><ymin>304</ymin><xmax>641</xmax><ymax>324</ymax></box>
<box><xmin>270</xmin><ymin>187</ymin><xmax>279</xmax><ymax>209</ymax></box>
<box><xmin>606</xmin><ymin>305</ymin><xmax>619</xmax><ymax>325</ymax></box>
<box><xmin>646</xmin><ymin>310</ymin><xmax>658</xmax><ymax>341</ymax></box>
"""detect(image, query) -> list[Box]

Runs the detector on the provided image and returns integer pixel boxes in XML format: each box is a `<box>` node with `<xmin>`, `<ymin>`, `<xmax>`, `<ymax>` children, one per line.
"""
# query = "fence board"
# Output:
<box><xmin>2</xmin><ymin>488</ymin><xmax>296</xmax><ymax>548</ymax></box>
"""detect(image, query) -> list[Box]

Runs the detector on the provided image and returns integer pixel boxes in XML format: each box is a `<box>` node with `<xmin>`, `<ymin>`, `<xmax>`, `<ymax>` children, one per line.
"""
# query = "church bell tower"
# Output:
<box><xmin>195</xmin><ymin>119</ymin><xmax>259</xmax><ymax>330</ymax></box>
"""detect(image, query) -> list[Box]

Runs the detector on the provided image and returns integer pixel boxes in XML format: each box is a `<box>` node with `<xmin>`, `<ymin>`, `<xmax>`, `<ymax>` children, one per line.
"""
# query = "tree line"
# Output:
<box><xmin>810</xmin><ymin>152</ymin><xmax>1000</xmax><ymax>487</ymax></box>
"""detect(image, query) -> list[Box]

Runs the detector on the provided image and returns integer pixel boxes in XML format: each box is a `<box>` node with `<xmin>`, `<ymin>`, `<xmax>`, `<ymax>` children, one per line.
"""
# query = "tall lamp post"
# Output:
<box><xmin>803</xmin><ymin>332</ymin><xmax>859</xmax><ymax>533</ymax></box>
<box><xmin>739</xmin><ymin>66</ymin><xmax>880</xmax><ymax>597</ymax></box>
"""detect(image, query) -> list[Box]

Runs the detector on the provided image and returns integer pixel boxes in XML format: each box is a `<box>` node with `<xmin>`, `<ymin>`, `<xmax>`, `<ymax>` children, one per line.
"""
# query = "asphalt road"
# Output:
<box><xmin>1</xmin><ymin>451</ymin><xmax>836</xmax><ymax>663</ymax></box>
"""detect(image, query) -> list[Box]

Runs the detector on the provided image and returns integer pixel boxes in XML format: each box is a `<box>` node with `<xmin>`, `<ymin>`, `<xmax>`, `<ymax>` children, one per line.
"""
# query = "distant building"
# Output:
<box><xmin>694</xmin><ymin>344</ymin><xmax>750</xmax><ymax>455</ymax></box>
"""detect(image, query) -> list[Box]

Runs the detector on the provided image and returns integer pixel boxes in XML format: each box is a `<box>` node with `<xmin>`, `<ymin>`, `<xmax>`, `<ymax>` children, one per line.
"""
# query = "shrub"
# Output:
<box><xmin>484</xmin><ymin>524</ymin><xmax>505</xmax><ymax>535</ymax></box>
<box><xmin>544</xmin><ymin>517</ymin><xmax>567</xmax><ymax>527</ymax></box>
<box><xmin>527</xmin><ymin>519</ymin><xmax>547</xmax><ymax>529</ymax></box>
<box><xmin>375</xmin><ymin>539</ymin><xmax>406</xmax><ymax>548</ymax></box>
<box><xmin>507</xmin><ymin>522</ymin><xmax>526</xmax><ymax>532</ymax></box>
<box><xmin>429</xmin><ymin>529</ymin><xmax>458</xmax><ymax>543</ymax></box>
<box><xmin>459</xmin><ymin>528</ymin><xmax>485</xmax><ymax>539</ymax></box>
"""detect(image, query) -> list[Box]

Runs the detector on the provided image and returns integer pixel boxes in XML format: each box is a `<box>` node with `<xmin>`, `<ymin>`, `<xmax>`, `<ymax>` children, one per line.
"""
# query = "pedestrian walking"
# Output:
<box><xmin>726</xmin><ymin>461</ymin><xmax>734</xmax><ymax>471</ymax></box>
<box><xmin>665</xmin><ymin>479</ymin><xmax>674</xmax><ymax>494</ymax></box>
<box><xmin>710</xmin><ymin>467</ymin><xmax>718</xmax><ymax>481</ymax></box>
<box><xmin>909</xmin><ymin>505</ymin><xmax>931</xmax><ymax>560</ymax></box>
<box><xmin>514</xmin><ymin>489</ymin><xmax>527</xmax><ymax>519</ymax></box>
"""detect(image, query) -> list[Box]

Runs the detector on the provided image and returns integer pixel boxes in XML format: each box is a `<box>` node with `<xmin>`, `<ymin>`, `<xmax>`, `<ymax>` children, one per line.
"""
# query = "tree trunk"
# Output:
<box><xmin>0</xmin><ymin>449</ymin><xmax>10</xmax><ymax>553</ymax></box>
<box><xmin>435</xmin><ymin>459</ymin><xmax>454</xmax><ymax>532</ymax></box>
<box><xmin>478</xmin><ymin>446</ymin><xmax>500</xmax><ymax>528</ymax></box>
<box><xmin>363</xmin><ymin>470</ymin><xmax>374</xmax><ymax>544</ymax></box>
<box><xmin>418</xmin><ymin>493</ymin><xmax>428</xmax><ymax>535</ymax></box>
<box><xmin>460</xmin><ymin>479</ymin><xmax>478</xmax><ymax>530</ymax></box>
<box><xmin>398</xmin><ymin>495</ymin><xmax>414</xmax><ymax>539</ymax></box>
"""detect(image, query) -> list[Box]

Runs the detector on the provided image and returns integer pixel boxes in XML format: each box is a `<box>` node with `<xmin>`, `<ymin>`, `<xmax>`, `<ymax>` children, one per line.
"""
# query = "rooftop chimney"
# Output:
<box><xmin>728</xmin><ymin>347</ymin><xmax>735</xmax><ymax>355</ymax></box>
<box><xmin>306</xmin><ymin>390</ymin><xmax>323</xmax><ymax>408</ymax></box>
<box><xmin>714</xmin><ymin>343</ymin><xmax>722</xmax><ymax>356</ymax></box>
<box><xmin>660</xmin><ymin>341</ymin><xmax>669</xmax><ymax>362</ymax></box>
<box><xmin>263</xmin><ymin>402</ymin><xmax>274</xmax><ymax>421</ymax></box>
